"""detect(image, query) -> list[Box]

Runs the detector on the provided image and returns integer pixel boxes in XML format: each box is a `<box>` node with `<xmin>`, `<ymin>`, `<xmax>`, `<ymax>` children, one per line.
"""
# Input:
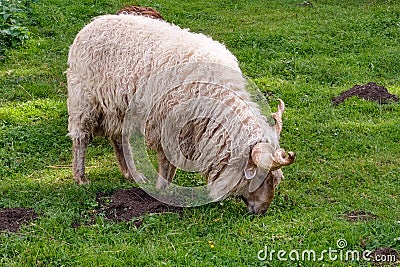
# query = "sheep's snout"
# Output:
<box><xmin>241</xmin><ymin>170</ymin><xmax>283</xmax><ymax>214</ymax></box>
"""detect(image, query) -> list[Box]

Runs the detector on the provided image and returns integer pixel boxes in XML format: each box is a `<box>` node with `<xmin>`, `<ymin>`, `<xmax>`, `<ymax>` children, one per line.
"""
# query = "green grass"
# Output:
<box><xmin>1</xmin><ymin>0</ymin><xmax>399</xmax><ymax>266</ymax></box>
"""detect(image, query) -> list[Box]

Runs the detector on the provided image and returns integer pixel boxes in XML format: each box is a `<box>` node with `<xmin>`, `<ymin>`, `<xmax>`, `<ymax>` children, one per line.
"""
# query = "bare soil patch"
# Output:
<box><xmin>116</xmin><ymin>6</ymin><xmax>164</xmax><ymax>20</ymax></box>
<box><xmin>370</xmin><ymin>247</ymin><xmax>399</xmax><ymax>266</ymax></box>
<box><xmin>94</xmin><ymin>187</ymin><xmax>182</xmax><ymax>226</ymax></box>
<box><xmin>332</xmin><ymin>82</ymin><xmax>399</xmax><ymax>105</ymax></box>
<box><xmin>0</xmin><ymin>208</ymin><xmax>38</xmax><ymax>232</ymax></box>
<box><xmin>344</xmin><ymin>210</ymin><xmax>377</xmax><ymax>222</ymax></box>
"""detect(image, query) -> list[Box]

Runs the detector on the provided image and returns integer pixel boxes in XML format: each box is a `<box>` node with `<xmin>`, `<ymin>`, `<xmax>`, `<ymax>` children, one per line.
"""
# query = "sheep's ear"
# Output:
<box><xmin>244</xmin><ymin>161</ymin><xmax>257</xmax><ymax>180</ymax></box>
<box><xmin>245</xmin><ymin>161</ymin><xmax>267</xmax><ymax>192</ymax></box>
<box><xmin>249</xmin><ymin>175</ymin><xmax>265</xmax><ymax>193</ymax></box>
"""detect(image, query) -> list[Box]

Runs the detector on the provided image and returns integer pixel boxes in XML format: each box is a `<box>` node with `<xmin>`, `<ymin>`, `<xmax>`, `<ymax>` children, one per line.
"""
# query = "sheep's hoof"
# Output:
<box><xmin>75</xmin><ymin>176</ymin><xmax>89</xmax><ymax>185</ymax></box>
<box><xmin>130</xmin><ymin>171</ymin><xmax>148</xmax><ymax>184</ymax></box>
<box><xmin>156</xmin><ymin>176</ymin><xmax>170</xmax><ymax>190</ymax></box>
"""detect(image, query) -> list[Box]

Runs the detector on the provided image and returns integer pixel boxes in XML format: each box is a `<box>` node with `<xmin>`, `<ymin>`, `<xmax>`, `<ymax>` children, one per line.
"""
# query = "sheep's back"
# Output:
<box><xmin>67</xmin><ymin>15</ymin><xmax>245</xmax><ymax>137</ymax></box>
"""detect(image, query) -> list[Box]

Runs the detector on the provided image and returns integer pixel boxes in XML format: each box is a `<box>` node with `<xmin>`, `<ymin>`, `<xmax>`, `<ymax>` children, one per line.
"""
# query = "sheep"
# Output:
<box><xmin>67</xmin><ymin>14</ymin><xmax>295</xmax><ymax>214</ymax></box>
<box><xmin>116</xmin><ymin>5</ymin><xmax>164</xmax><ymax>20</ymax></box>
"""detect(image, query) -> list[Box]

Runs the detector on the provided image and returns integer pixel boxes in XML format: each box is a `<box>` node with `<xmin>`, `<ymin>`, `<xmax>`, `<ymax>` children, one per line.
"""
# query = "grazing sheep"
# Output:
<box><xmin>116</xmin><ymin>5</ymin><xmax>164</xmax><ymax>20</ymax></box>
<box><xmin>67</xmin><ymin>14</ymin><xmax>295</xmax><ymax>214</ymax></box>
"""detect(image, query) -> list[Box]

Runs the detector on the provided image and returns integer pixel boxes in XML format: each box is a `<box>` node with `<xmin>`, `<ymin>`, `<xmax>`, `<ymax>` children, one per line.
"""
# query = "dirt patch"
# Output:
<box><xmin>370</xmin><ymin>247</ymin><xmax>399</xmax><ymax>266</ymax></box>
<box><xmin>116</xmin><ymin>6</ymin><xmax>164</xmax><ymax>20</ymax></box>
<box><xmin>0</xmin><ymin>208</ymin><xmax>38</xmax><ymax>232</ymax></box>
<box><xmin>95</xmin><ymin>187</ymin><xmax>182</xmax><ymax>226</ymax></box>
<box><xmin>332</xmin><ymin>82</ymin><xmax>399</xmax><ymax>105</ymax></box>
<box><xmin>344</xmin><ymin>210</ymin><xmax>377</xmax><ymax>222</ymax></box>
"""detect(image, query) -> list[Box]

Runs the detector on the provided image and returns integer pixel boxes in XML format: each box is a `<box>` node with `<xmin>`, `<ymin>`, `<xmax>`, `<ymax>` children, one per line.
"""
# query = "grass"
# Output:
<box><xmin>1</xmin><ymin>0</ymin><xmax>399</xmax><ymax>266</ymax></box>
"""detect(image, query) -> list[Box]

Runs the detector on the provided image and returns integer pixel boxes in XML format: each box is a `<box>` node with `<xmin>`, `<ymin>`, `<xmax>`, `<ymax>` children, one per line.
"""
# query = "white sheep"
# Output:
<box><xmin>67</xmin><ymin>14</ymin><xmax>295</xmax><ymax>214</ymax></box>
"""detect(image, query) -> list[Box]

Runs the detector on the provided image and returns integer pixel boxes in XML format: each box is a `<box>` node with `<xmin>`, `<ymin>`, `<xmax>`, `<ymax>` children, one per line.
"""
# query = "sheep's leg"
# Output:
<box><xmin>111</xmin><ymin>136</ymin><xmax>131</xmax><ymax>179</ymax></box>
<box><xmin>156</xmin><ymin>150</ymin><xmax>177</xmax><ymax>189</ymax></box>
<box><xmin>112</xmin><ymin>135</ymin><xmax>147</xmax><ymax>183</ymax></box>
<box><xmin>72</xmin><ymin>136</ymin><xmax>90</xmax><ymax>185</ymax></box>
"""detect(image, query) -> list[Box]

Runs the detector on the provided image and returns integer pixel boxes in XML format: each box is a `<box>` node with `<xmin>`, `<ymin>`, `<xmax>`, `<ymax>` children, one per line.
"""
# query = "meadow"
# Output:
<box><xmin>0</xmin><ymin>0</ymin><xmax>399</xmax><ymax>266</ymax></box>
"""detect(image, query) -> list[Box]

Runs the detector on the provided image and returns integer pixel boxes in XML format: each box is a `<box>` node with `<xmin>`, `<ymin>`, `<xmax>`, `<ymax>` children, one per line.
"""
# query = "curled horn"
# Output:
<box><xmin>271</xmin><ymin>99</ymin><xmax>285</xmax><ymax>136</ymax></box>
<box><xmin>251</xmin><ymin>143</ymin><xmax>274</xmax><ymax>170</ymax></box>
<box><xmin>251</xmin><ymin>143</ymin><xmax>295</xmax><ymax>170</ymax></box>
<box><xmin>272</xmin><ymin>148</ymin><xmax>296</xmax><ymax>168</ymax></box>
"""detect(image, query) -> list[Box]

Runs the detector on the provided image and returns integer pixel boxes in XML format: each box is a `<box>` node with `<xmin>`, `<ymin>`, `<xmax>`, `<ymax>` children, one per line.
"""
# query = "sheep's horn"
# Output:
<box><xmin>251</xmin><ymin>143</ymin><xmax>274</xmax><ymax>170</ymax></box>
<box><xmin>251</xmin><ymin>143</ymin><xmax>295</xmax><ymax>170</ymax></box>
<box><xmin>271</xmin><ymin>99</ymin><xmax>285</xmax><ymax>136</ymax></box>
<box><xmin>272</xmin><ymin>148</ymin><xmax>296</xmax><ymax>168</ymax></box>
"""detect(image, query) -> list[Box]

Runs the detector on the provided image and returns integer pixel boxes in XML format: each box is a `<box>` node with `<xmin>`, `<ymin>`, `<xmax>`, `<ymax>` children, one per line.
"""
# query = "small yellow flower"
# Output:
<box><xmin>208</xmin><ymin>240</ymin><xmax>215</xmax><ymax>248</ymax></box>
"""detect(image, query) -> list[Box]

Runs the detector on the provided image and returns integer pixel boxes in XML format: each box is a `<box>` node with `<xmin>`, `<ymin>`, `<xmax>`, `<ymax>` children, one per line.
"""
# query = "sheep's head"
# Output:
<box><xmin>240</xmin><ymin>100</ymin><xmax>295</xmax><ymax>214</ymax></box>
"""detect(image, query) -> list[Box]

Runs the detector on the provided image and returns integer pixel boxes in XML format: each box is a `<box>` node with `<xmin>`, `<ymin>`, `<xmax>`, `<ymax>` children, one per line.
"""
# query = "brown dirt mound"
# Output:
<box><xmin>0</xmin><ymin>208</ymin><xmax>38</xmax><ymax>232</ymax></box>
<box><xmin>116</xmin><ymin>6</ymin><xmax>164</xmax><ymax>20</ymax></box>
<box><xmin>370</xmin><ymin>247</ymin><xmax>399</xmax><ymax>266</ymax></box>
<box><xmin>344</xmin><ymin>210</ymin><xmax>377</xmax><ymax>222</ymax></box>
<box><xmin>332</xmin><ymin>82</ymin><xmax>399</xmax><ymax>105</ymax></box>
<box><xmin>95</xmin><ymin>187</ymin><xmax>182</xmax><ymax>225</ymax></box>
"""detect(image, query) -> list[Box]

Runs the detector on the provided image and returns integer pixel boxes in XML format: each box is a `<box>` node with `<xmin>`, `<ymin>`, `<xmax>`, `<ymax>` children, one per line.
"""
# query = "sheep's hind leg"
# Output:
<box><xmin>112</xmin><ymin>135</ymin><xmax>147</xmax><ymax>183</ymax></box>
<box><xmin>72</xmin><ymin>135</ymin><xmax>90</xmax><ymax>185</ymax></box>
<box><xmin>156</xmin><ymin>150</ymin><xmax>177</xmax><ymax>190</ymax></box>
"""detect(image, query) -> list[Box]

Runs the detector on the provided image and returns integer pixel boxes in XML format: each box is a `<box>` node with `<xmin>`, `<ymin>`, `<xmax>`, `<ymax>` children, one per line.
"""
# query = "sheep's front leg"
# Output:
<box><xmin>112</xmin><ymin>135</ymin><xmax>147</xmax><ymax>183</ymax></box>
<box><xmin>156</xmin><ymin>150</ymin><xmax>177</xmax><ymax>189</ymax></box>
<box><xmin>72</xmin><ymin>136</ymin><xmax>90</xmax><ymax>185</ymax></box>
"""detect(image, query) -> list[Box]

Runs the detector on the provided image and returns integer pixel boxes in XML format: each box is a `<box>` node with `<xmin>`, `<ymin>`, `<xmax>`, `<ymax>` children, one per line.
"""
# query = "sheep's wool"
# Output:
<box><xmin>67</xmin><ymin>15</ymin><xmax>279</xmax><ymax>200</ymax></box>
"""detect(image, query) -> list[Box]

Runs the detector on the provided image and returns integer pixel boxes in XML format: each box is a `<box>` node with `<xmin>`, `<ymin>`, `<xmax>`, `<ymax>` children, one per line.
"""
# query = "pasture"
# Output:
<box><xmin>0</xmin><ymin>0</ymin><xmax>399</xmax><ymax>266</ymax></box>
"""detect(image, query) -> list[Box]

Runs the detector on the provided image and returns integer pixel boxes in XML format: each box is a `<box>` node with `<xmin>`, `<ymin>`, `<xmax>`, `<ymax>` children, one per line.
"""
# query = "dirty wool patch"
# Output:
<box><xmin>344</xmin><ymin>210</ymin><xmax>377</xmax><ymax>222</ymax></box>
<box><xmin>370</xmin><ymin>247</ymin><xmax>399</xmax><ymax>266</ymax></box>
<box><xmin>332</xmin><ymin>82</ymin><xmax>399</xmax><ymax>105</ymax></box>
<box><xmin>95</xmin><ymin>187</ymin><xmax>183</xmax><ymax>226</ymax></box>
<box><xmin>0</xmin><ymin>208</ymin><xmax>38</xmax><ymax>232</ymax></box>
